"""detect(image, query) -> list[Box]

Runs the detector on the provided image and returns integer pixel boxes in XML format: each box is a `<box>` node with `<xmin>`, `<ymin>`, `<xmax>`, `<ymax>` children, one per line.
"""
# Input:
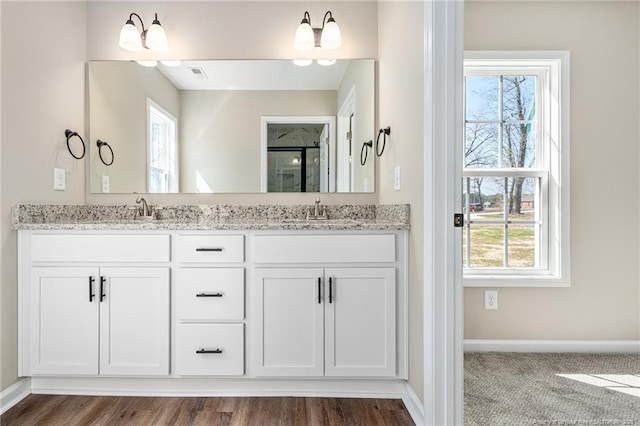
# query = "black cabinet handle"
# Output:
<box><xmin>318</xmin><ymin>277</ymin><xmax>322</xmax><ymax>304</ymax></box>
<box><xmin>89</xmin><ymin>276</ymin><xmax>95</xmax><ymax>302</ymax></box>
<box><xmin>100</xmin><ymin>276</ymin><xmax>106</xmax><ymax>302</ymax></box>
<box><xmin>196</xmin><ymin>348</ymin><xmax>223</xmax><ymax>354</ymax></box>
<box><xmin>195</xmin><ymin>248</ymin><xmax>224</xmax><ymax>252</ymax></box>
<box><xmin>329</xmin><ymin>277</ymin><xmax>333</xmax><ymax>303</ymax></box>
<box><xmin>196</xmin><ymin>292</ymin><xmax>223</xmax><ymax>297</ymax></box>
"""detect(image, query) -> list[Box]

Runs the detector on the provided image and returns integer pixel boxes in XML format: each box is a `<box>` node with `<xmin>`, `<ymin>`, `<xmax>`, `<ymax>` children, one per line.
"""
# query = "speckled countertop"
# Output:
<box><xmin>12</xmin><ymin>204</ymin><xmax>410</xmax><ymax>231</ymax></box>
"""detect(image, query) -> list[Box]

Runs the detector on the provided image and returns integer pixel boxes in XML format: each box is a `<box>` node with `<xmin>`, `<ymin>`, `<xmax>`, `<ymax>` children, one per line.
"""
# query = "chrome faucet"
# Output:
<box><xmin>306</xmin><ymin>197</ymin><xmax>329</xmax><ymax>220</ymax></box>
<box><xmin>135</xmin><ymin>197</ymin><xmax>153</xmax><ymax>219</ymax></box>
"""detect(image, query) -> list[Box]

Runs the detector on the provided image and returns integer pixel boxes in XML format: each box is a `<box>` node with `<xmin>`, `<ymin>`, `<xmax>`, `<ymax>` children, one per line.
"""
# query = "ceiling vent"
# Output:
<box><xmin>188</xmin><ymin>67</ymin><xmax>208</xmax><ymax>79</ymax></box>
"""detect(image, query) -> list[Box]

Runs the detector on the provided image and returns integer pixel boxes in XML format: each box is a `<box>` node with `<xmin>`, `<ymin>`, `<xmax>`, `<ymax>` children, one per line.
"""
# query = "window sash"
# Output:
<box><xmin>147</xmin><ymin>99</ymin><xmax>178</xmax><ymax>193</ymax></box>
<box><xmin>463</xmin><ymin>173</ymin><xmax>548</xmax><ymax>270</ymax></box>
<box><xmin>463</xmin><ymin>65</ymin><xmax>551</xmax><ymax>274</ymax></box>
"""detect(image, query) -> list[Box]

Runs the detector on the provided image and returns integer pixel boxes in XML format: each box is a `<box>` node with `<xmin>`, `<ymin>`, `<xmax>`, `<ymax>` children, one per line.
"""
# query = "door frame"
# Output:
<box><xmin>261</xmin><ymin>116</ymin><xmax>336</xmax><ymax>193</ymax></box>
<box><xmin>423</xmin><ymin>0</ymin><xmax>465</xmax><ymax>424</ymax></box>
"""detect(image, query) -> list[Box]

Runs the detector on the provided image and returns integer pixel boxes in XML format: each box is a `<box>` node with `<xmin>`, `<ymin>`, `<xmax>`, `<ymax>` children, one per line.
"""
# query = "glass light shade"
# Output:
<box><xmin>294</xmin><ymin>22</ymin><xmax>315</xmax><ymax>51</ymax></box>
<box><xmin>119</xmin><ymin>22</ymin><xmax>143</xmax><ymax>51</ymax></box>
<box><xmin>136</xmin><ymin>60</ymin><xmax>158</xmax><ymax>67</ymax></box>
<box><xmin>293</xmin><ymin>59</ymin><xmax>313</xmax><ymax>66</ymax></box>
<box><xmin>146</xmin><ymin>23</ymin><xmax>168</xmax><ymax>51</ymax></box>
<box><xmin>317</xmin><ymin>59</ymin><xmax>336</xmax><ymax>66</ymax></box>
<box><xmin>320</xmin><ymin>20</ymin><xmax>342</xmax><ymax>50</ymax></box>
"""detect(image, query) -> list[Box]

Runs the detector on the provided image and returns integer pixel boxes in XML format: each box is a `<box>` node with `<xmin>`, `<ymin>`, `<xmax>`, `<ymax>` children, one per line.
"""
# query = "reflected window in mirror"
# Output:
<box><xmin>148</xmin><ymin>99</ymin><xmax>178</xmax><ymax>193</ymax></box>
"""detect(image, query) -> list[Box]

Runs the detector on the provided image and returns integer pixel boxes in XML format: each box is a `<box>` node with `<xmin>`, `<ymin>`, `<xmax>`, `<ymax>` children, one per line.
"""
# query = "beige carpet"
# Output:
<box><xmin>464</xmin><ymin>352</ymin><xmax>640</xmax><ymax>426</ymax></box>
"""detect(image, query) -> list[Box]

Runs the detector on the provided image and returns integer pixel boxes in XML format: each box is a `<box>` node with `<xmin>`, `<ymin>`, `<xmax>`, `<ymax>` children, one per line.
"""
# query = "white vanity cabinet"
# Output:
<box><xmin>19</xmin><ymin>232</ymin><xmax>171</xmax><ymax>377</ymax></box>
<box><xmin>18</xmin><ymin>226</ymin><xmax>407</xmax><ymax>389</ymax></box>
<box><xmin>174</xmin><ymin>234</ymin><xmax>246</xmax><ymax>376</ymax></box>
<box><xmin>251</xmin><ymin>233</ymin><xmax>401</xmax><ymax>378</ymax></box>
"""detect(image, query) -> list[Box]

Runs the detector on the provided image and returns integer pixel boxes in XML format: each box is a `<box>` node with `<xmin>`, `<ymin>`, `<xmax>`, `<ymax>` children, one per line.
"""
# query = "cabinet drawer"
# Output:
<box><xmin>176</xmin><ymin>268</ymin><xmax>244</xmax><ymax>320</ymax></box>
<box><xmin>31</xmin><ymin>234</ymin><xmax>170</xmax><ymax>263</ymax></box>
<box><xmin>175</xmin><ymin>324</ymin><xmax>244</xmax><ymax>376</ymax></box>
<box><xmin>253</xmin><ymin>234</ymin><xmax>396</xmax><ymax>264</ymax></box>
<box><xmin>175</xmin><ymin>235</ymin><xmax>244</xmax><ymax>263</ymax></box>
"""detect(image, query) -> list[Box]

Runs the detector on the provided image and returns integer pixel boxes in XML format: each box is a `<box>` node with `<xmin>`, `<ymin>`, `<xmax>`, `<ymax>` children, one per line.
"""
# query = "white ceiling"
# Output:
<box><xmin>157</xmin><ymin>60</ymin><xmax>352</xmax><ymax>91</ymax></box>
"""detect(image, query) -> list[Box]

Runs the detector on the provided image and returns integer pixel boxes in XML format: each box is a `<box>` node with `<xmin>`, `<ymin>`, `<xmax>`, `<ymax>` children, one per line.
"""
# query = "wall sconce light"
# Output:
<box><xmin>294</xmin><ymin>11</ymin><xmax>342</xmax><ymax>51</ymax></box>
<box><xmin>119</xmin><ymin>13</ymin><xmax>168</xmax><ymax>52</ymax></box>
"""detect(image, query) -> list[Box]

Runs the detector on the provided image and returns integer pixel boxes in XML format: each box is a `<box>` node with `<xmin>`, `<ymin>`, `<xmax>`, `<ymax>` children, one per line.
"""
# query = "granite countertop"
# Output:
<box><xmin>12</xmin><ymin>204</ymin><xmax>410</xmax><ymax>231</ymax></box>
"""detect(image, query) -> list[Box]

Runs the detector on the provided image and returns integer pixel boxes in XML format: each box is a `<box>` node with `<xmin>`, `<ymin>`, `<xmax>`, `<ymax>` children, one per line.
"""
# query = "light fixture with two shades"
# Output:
<box><xmin>293</xmin><ymin>11</ymin><xmax>342</xmax><ymax>51</ymax></box>
<box><xmin>119</xmin><ymin>12</ymin><xmax>168</xmax><ymax>52</ymax></box>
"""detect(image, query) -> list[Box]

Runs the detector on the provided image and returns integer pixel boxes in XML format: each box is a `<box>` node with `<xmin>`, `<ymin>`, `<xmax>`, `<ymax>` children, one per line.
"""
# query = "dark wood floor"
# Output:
<box><xmin>1</xmin><ymin>395</ymin><xmax>415</xmax><ymax>425</ymax></box>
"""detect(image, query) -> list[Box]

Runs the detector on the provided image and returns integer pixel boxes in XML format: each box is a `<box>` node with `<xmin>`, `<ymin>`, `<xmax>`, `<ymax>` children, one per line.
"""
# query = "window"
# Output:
<box><xmin>463</xmin><ymin>52</ymin><xmax>570</xmax><ymax>287</ymax></box>
<box><xmin>148</xmin><ymin>99</ymin><xmax>178</xmax><ymax>193</ymax></box>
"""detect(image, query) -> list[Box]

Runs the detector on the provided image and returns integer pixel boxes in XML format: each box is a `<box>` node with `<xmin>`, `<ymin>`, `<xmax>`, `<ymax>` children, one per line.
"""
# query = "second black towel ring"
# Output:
<box><xmin>376</xmin><ymin>126</ymin><xmax>391</xmax><ymax>157</ymax></box>
<box><xmin>65</xmin><ymin>129</ymin><xmax>86</xmax><ymax>160</ymax></box>
<box><xmin>97</xmin><ymin>140</ymin><xmax>114</xmax><ymax>166</ymax></box>
<box><xmin>360</xmin><ymin>140</ymin><xmax>373</xmax><ymax>166</ymax></box>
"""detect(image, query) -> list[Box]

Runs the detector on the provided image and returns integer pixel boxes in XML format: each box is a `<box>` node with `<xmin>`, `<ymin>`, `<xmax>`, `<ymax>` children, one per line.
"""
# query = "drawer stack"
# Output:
<box><xmin>174</xmin><ymin>234</ymin><xmax>245</xmax><ymax>376</ymax></box>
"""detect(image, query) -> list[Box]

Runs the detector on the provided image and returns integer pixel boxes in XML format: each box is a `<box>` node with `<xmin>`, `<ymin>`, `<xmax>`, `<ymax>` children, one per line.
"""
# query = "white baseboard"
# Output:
<box><xmin>402</xmin><ymin>383</ymin><xmax>424</xmax><ymax>426</ymax></box>
<box><xmin>464</xmin><ymin>340</ymin><xmax>640</xmax><ymax>353</ymax></box>
<box><xmin>0</xmin><ymin>378</ymin><xmax>31</xmax><ymax>415</ymax></box>
<box><xmin>30</xmin><ymin>377</ymin><xmax>406</xmax><ymax>399</ymax></box>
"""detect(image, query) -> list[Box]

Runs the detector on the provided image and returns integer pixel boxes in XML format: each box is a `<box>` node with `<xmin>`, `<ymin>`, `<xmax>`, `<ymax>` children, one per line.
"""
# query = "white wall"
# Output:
<box><xmin>464</xmin><ymin>1</ymin><xmax>640</xmax><ymax>341</ymax></box>
<box><xmin>89</xmin><ymin>62</ymin><xmax>180</xmax><ymax>193</ymax></box>
<box><xmin>377</xmin><ymin>0</ymin><xmax>425</xmax><ymax>404</ymax></box>
<box><xmin>180</xmin><ymin>90</ymin><xmax>336</xmax><ymax>192</ymax></box>
<box><xmin>1</xmin><ymin>1</ymin><xmax>87</xmax><ymax>391</ymax></box>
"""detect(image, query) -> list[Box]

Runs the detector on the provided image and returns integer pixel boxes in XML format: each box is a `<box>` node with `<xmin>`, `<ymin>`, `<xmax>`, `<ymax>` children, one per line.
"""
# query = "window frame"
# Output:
<box><xmin>147</xmin><ymin>98</ymin><xmax>178</xmax><ymax>193</ymax></box>
<box><xmin>463</xmin><ymin>51</ymin><xmax>570</xmax><ymax>288</ymax></box>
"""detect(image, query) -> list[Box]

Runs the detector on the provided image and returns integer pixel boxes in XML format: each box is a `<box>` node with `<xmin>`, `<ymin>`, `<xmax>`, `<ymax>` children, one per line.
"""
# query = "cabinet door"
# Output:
<box><xmin>253</xmin><ymin>268</ymin><xmax>324</xmax><ymax>377</ymax></box>
<box><xmin>29</xmin><ymin>267</ymin><xmax>99</xmax><ymax>375</ymax></box>
<box><xmin>99</xmin><ymin>267</ymin><xmax>170</xmax><ymax>376</ymax></box>
<box><xmin>324</xmin><ymin>268</ymin><xmax>396</xmax><ymax>377</ymax></box>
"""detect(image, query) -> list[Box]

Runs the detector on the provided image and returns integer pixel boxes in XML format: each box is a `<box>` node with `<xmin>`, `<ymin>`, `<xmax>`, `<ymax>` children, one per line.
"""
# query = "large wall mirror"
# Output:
<box><xmin>88</xmin><ymin>59</ymin><xmax>375</xmax><ymax>194</ymax></box>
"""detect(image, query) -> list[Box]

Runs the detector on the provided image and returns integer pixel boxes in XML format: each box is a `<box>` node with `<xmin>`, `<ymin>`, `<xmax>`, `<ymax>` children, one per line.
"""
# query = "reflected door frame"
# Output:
<box><xmin>337</xmin><ymin>86</ymin><xmax>356</xmax><ymax>193</ymax></box>
<box><xmin>261</xmin><ymin>116</ymin><xmax>336</xmax><ymax>193</ymax></box>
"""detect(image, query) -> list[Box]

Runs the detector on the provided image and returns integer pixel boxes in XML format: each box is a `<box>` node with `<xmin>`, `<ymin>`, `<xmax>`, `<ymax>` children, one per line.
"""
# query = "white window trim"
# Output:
<box><xmin>463</xmin><ymin>51</ymin><xmax>570</xmax><ymax>288</ymax></box>
<box><xmin>146</xmin><ymin>98</ymin><xmax>179</xmax><ymax>193</ymax></box>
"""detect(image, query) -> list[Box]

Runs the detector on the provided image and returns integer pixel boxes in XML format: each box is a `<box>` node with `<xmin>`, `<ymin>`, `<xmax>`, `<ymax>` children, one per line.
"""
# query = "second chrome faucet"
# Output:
<box><xmin>133</xmin><ymin>197</ymin><xmax>156</xmax><ymax>220</ymax></box>
<box><xmin>306</xmin><ymin>197</ymin><xmax>329</xmax><ymax>220</ymax></box>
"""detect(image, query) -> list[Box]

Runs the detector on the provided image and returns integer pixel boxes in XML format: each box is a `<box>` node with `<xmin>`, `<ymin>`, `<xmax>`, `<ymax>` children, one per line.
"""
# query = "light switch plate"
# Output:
<box><xmin>394</xmin><ymin>166</ymin><xmax>401</xmax><ymax>190</ymax></box>
<box><xmin>53</xmin><ymin>168</ymin><xmax>65</xmax><ymax>191</ymax></box>
<box><xmin>102</xmin><ymin>175</ymin><xmax>110</xmax><ymax>193</ymax></box>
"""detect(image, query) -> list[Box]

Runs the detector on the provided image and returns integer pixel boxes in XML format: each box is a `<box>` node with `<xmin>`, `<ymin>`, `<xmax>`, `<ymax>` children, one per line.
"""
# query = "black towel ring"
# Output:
<box><xmin>360</xmin><ymin>140</ymin><xmax>373</xmax><ymax>166</ymax></box>
<box><xmin>97</xmin><ymin>140</ymin><xmax>114</xmax><ymax>166</ymax></box>
<box><xmin>376</xmin><ymin>126</ymin><xmax>391</xmax><ymax>157</ymax></box>
<box><xmin>65</xmin><ymin>129</ymin><xmax>86</xmax><ymax>160</ymax></box>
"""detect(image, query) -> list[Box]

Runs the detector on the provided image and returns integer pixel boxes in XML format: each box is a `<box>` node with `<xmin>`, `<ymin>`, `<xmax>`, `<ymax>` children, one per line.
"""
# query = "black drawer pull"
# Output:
<box><xmin>195</xmin><ymin>248</ymin><xmax>224</xmax><ymax>252</ymax></box>
<box><xmin>196</xmin><ymin>348</ymin><xmax>223</xmax><ymax>354</ymax></box>
<box><xmin>100</xmin><ymin>276</ymin><xmax>106</xmax><ymax>302</ymax></box>
<box><xmin>318</xmin><ymin>277</ymin><xmax>322</xmax><ymax>304</ymax></box>
<box><xmin>89</xmin><ymin>276</ymin><xmax>95</xmax><ymax>302</ymax></box>
<box><xmin>196</xmin><ymin>292</ymin><xmax>223</xmax><ymax>298</ymax></box>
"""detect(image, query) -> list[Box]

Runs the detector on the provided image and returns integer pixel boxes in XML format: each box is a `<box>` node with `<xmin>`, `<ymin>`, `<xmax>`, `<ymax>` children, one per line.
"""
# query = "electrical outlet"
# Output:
<box><xmin>53</xmin><ymin>168</ymin><xmax>65</xmax><ymax>191</ymax></box>
<box><xmin>102</xmin><ymin>175</ymin><xmax>110</xmax><ymax>193</ymax></box>
<box><xmin>484</xmin><ymin>290</ymin><xmax>498</xmax><ymax>310</ymax></box>
<box><xmin>394</xmin><ymin>166</ymin><xmax>401</xmax><ymax>190</ymax></box>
